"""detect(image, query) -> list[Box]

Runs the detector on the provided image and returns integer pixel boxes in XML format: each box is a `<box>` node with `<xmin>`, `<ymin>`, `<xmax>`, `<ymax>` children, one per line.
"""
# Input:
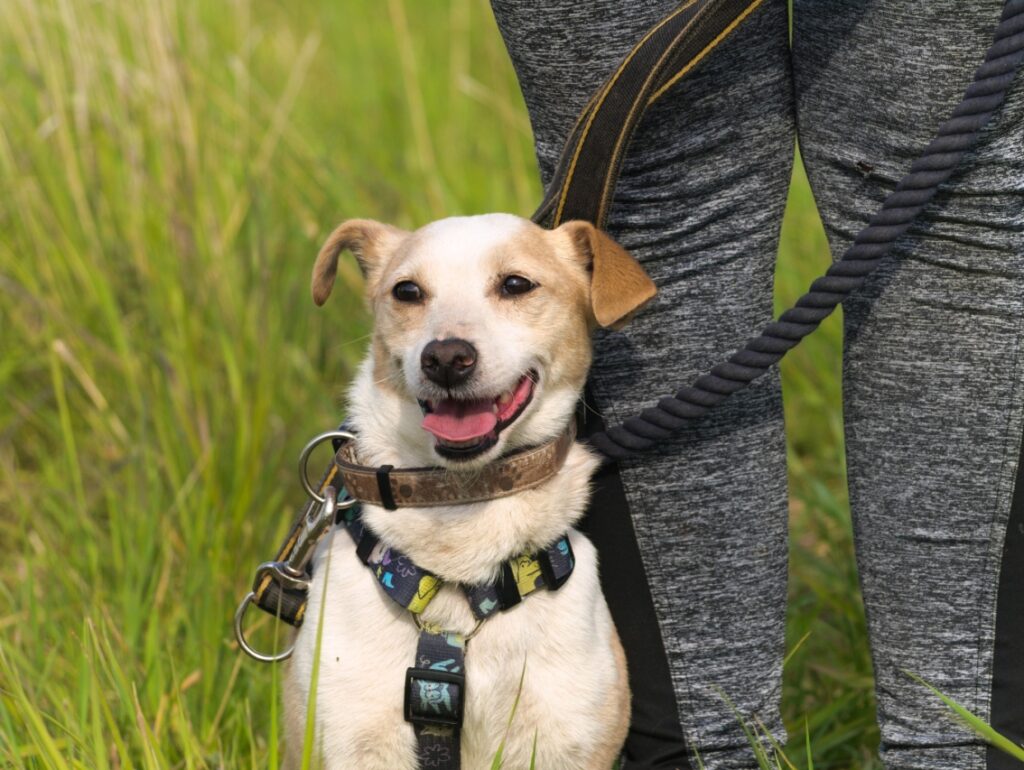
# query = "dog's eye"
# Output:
<box><xmin>392</xmin><ymin>281</ymin><xmax>424</xmax><ymax>303</ymax></box>
<box><xmin>500</xmin><ymin>275</ymin><xmax>536</xmax><ymax>297</ymax></box>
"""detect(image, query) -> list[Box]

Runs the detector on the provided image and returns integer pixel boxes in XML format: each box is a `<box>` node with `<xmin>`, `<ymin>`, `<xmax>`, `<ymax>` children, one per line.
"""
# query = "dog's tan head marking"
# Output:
<box><xmin>313</xmin><ymin>214</ymin><xmax>655</xmax><ymax>466</ymax></box>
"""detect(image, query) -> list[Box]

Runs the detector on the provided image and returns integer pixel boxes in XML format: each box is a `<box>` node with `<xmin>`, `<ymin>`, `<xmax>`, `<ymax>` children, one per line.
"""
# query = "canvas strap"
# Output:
<box><xmin>532</xmin><ymin>0</ymin><xmax>765</xmax><ymax>230</ymax></box>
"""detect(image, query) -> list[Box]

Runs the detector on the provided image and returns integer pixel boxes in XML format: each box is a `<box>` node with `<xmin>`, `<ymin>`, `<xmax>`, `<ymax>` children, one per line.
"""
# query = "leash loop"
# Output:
<box><xmin>298</xmin><ymin>430</ymin><xmax>356</xmax><ymax>502</ymax></box>
<box><xmin>234</xmin><ymin>591</ymin><xmax>295</xmax><ymax>663</ymax></box>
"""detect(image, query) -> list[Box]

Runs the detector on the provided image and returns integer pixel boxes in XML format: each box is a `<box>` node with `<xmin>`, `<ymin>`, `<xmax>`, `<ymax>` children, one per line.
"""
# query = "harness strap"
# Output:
<box><xmin>340</xmin><ymin>504</ymin><xmax>443</xmax><ymax>615</ymax></box>
<box><xmin>405</xmin><ymin>629</ymin><xmax>466</xmax><ymax>770</ymax></box>
<box><xmin>464</xmin><ymin>535</ymin><xmax>575</xmax><ymax>620</ymax></box>
<box><xmin>251</xmin><ymin>488</ymin><xmax>578</xmax><ymax>627</ymax></box>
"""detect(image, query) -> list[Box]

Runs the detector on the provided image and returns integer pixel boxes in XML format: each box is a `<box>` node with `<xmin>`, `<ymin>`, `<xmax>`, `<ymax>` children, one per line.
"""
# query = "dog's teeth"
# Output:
<box><xmin>491</xmin><ymin>403</ymin><xmax>499</xmax><ymax>414</ymax></box>
<box><xmin>498</xmin><ymin>392</ymin><xmax>512</xmax><ymax>406</ymax></box>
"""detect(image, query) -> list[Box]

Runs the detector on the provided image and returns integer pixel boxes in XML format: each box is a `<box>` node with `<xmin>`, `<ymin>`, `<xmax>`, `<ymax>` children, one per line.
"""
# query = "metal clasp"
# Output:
<box><xmin>234</xmin><ymin>485</ymin><xmax>357</xmax><ymax>662</ymax></box>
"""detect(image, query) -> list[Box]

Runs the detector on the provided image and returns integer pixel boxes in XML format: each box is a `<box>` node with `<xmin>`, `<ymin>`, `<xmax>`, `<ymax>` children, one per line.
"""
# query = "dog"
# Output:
<box><xmin>284</xmin><ymin>213</ymin><xmax>657</xmax><ymax>769</ymax></box>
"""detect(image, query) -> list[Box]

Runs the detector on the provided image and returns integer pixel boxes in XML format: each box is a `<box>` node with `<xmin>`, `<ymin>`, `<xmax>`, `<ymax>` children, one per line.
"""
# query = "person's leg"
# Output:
<box><xmin>490</xmin><ymin>2</ymin><xmax>795</xmax><ymax>767</ymax></box>
<box><xmin>793</xmin><ymin>3</ymin><xmax>1024</xmax><ymax>768</ymax></box>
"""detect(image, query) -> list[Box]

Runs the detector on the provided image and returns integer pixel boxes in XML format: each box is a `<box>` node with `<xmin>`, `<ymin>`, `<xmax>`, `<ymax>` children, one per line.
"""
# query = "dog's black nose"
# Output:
<box><xmin>421</xmin><ymin>338</ymin><xmax>477</xmax><ymax>388</ymax></box>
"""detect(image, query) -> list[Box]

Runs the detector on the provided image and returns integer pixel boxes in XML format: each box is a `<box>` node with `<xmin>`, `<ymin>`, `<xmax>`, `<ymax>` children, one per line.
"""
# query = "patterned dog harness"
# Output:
<box><xmin>235</xmin><ymin>422</ymin><xmax>577</xmax><ymax>767</ymax></box>
<box><xmin>339</xmin><ymin>495</ymin><xmax>575</xmax><ymax>769</ymax></box>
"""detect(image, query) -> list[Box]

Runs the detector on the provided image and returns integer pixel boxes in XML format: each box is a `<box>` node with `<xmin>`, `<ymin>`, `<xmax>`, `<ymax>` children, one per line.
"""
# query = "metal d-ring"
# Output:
<box><xmin>414</xmin><ymin>613</ymin><xmax>486</xmax><ymax>642</ymax></box>
<box><xmin>298</xmin><ymin>429</ymin><xmax>356</xmax><ymax>503</ymax></box>
<box><xmin>233</xmin><ymin>591</ymin><xmax>295</xmax><ymax>663</ymax></box>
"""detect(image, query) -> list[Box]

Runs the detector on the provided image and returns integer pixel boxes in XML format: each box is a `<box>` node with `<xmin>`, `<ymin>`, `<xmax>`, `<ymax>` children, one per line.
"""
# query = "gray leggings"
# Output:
<box><xmin>489</xmin><ymin>2</ymin><xmax>1024</xmax><ymax>769</ymax></box>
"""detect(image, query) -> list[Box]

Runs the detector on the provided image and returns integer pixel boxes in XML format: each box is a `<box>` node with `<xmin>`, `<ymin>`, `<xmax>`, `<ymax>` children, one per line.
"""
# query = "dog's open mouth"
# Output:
<box><xmin>419</xmin><ymin>371</ymin><xmax>537</xmax><ymax>460</ymax></box>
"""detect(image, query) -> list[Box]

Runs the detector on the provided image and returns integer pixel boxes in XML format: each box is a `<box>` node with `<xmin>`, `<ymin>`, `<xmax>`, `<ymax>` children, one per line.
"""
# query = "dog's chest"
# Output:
<box><xmin>286</xmin><ymin>524</ymin><xmax>621</xmax><ymax>768</ymax></box>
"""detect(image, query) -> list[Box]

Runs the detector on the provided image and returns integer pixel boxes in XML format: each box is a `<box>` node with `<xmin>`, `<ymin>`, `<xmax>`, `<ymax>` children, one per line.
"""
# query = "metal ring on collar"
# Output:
<box><xmin>233</xmin><ymin>591</ymin><xmax>294</xmax><ymax>663</ymax></box>
<box><xmin>298</xmin><ymin>429</ymin><xmax>357</xmax><ymax>503</ymax></box>
<box><xmin>414</xmin><ymin>612</ymin><xmax>486</xmax><ymax>642</ymax></box>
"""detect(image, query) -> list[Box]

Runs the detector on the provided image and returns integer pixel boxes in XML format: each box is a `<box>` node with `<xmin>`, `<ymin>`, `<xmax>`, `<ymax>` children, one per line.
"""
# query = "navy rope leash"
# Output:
<box><xmin>581</xmin><ymin>0</ymin><xmax>1024</xmax><ymax>460</ymax></box>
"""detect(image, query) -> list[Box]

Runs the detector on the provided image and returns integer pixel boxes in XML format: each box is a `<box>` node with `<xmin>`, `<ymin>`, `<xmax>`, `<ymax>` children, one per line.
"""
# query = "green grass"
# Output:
<box><xmin>0</xmin><ymin>0</ymin><xmax>1011</xmax><ymax>768</ymax></box>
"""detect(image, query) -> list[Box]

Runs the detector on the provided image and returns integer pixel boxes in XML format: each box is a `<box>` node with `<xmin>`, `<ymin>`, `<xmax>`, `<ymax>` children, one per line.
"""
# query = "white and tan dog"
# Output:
<box><xmin>285</xmin><ymin>214</ymin><xmax>656</xmax><ymax>769</ymax></box>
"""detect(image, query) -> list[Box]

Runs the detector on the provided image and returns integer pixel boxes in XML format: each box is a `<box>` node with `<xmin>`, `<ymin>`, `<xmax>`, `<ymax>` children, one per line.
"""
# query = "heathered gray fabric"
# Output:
<box><xmin>491</xmin><ymin>1</ymin><xmax>1023</xmax><ymax>769</ymax></box>
<box><xmin>492</xmin><ymin>2</ymin><xmax>793</xmax><ymax>767</ymax></box>
<box><xmin>795</xmin><ymin>3</ymin><xmax>1024</xmax><ymax>769</ymax></box>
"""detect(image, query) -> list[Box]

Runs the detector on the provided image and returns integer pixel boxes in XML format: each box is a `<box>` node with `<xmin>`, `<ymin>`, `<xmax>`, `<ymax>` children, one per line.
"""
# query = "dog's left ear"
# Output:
<box><xmin>312</xmin><ymin>219</ymin><xmax>408</xmax><ymax>305</ymax></box>
<box><xmin>558</xmin><ymin>220</ymin><xmax>657</xmax><ymax>330</ymax></box>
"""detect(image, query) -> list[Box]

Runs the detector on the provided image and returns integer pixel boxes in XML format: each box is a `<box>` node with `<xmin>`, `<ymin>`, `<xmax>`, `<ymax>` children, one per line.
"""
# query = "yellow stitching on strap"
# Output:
<box><xmin>553</xmin><ymin>0</ymin><xmax>700</xmax><ymax>226</ymax></box>
<box><xmin>647</xmin><ymin>0</ymin><xmax>764</xmax><ymax>105</ymax></box>
<box><xmin>595</xmin><ymin>8</ymin><xmax>703</xmax><ymax>226</ymax></box>
<box><xmin>595</xmin><ymin>0</ymin><xmax>765</xmax><ymax>226</ymax></box>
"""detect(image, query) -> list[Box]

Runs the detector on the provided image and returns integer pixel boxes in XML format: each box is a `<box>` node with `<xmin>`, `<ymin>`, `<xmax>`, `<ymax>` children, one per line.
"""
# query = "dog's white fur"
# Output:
<box><xmin>285</xmin><ymin>214</ymin><xmax>655</xmax><ymax>769</ymax></box>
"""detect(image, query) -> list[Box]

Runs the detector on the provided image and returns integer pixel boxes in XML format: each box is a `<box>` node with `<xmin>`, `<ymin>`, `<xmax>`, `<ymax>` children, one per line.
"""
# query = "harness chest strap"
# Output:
<box><xmin>405</xmin><ymin>629</ymin><xmax>466</xmax><ymax>770</ymax></box>
<box><xmin>338</xmin><ymin>504</ymin><xmax>575</xmax><ymax>770</ymax></box>
<box><xmin>247</xmin><ymin>495</ymin><xmax>578</xmax><ymax>630</ymax></box>
<box><xmin>338</xmin><ymin>503</ymin><xmax>576</xmax><ymax>621</ymax></box>
<box><xmin>244</xmin><ymin>492</ymin><xmax>576</xmax><ymax>768</ymax></box>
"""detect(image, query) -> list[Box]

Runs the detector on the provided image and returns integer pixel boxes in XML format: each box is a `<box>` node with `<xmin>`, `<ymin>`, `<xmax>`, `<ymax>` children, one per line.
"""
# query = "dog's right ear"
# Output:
<box><xmin>312</xmin><ymin>219</ymin><xmax>408</xmax><ymax>305</ymax></box>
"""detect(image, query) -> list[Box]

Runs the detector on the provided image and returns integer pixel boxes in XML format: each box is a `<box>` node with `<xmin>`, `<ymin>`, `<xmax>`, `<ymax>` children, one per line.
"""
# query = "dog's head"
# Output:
<box><xmin>312</xmin><ymin>214</ymin><xmax>655</xmax><ymax>467</ymax></box>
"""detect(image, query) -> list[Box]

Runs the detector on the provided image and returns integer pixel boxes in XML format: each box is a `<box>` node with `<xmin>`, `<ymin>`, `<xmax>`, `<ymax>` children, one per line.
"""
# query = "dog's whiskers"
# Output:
<box><xmin>338</xmin><ymin>332</ymin><xmax>374</xmax><ymax>347</ymax></box>
<box><xmin>575</xmin><ymin>393</ymin><xmax>602</xmax><ymax>420</ymax></box>
<box><xmin>371</xmin><ymin>370</ymin><xmax>404</xmax><ymax>388</ymax></box>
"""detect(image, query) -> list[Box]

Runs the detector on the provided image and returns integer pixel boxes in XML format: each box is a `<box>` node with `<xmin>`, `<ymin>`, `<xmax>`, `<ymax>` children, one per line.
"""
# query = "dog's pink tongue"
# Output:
<box><xmin>422</xmin><ymin>399</ymin><xmax>497</xmax><ymax>442</ymax></box>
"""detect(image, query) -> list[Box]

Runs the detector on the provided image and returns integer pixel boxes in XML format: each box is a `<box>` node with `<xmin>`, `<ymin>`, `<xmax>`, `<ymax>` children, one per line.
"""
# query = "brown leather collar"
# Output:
<box><xmin>332</xmin><ymin>423</ymin><xmax>577</xmax><ymax>509</ymax></box>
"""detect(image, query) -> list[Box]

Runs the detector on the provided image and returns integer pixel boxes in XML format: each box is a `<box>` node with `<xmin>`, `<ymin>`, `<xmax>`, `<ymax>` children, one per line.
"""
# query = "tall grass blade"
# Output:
<box><xmin>301</xmin><ymin>546</ymin><xmax>333</xmax><ymax>770</ymax></box>
<box><xmin>906</xmin><ymin>672</ymin><xmax>1024</xmax><ymax>763</ymax></box>
<box><xmin>490</xmin><ymin>656</ymin><xmax>528</xmax><ymax>769</ymax></box>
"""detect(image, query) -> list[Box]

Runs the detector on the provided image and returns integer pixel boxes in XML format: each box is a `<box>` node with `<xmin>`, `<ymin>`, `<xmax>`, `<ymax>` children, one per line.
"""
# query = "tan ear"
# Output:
<box><xmin>558</xmin><ymin>220</ymin><xmax>657</xmax><ymax>329</ymax></box>
<box><xmin>312</xmin><ymin>219</ymin><xmax>407</xmax><ymax>306</ymax></box>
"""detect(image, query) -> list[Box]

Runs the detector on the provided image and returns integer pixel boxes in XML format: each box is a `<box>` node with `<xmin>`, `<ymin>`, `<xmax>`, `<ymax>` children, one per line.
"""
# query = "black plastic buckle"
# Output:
<box><xmin>355</xmin><ymin>530</ymin><xmax>379</xmax><ymax>564</ymax></box>
<box><xmin>537</xmin><ymin>538</ymin><xmax>574</xmax><ymax>591</ymax></box>
<box><xmin>536</xmin><ymin>549</ymin><xmax>563</xmax><ymax>591</ymax></box>
<box><xmin>404</xmin><ymin>667</ymin><xmax>465</xmax><ymax>728</ymax></box>
<box><xmin>376</xmin><ymin>464</ymin><xmax>397</xmax><ymax>510</ymax></box>
<box><xmin>496</xmin><ymin>561</ymin><xmax>522</xmax><ymax>610</ymax></box>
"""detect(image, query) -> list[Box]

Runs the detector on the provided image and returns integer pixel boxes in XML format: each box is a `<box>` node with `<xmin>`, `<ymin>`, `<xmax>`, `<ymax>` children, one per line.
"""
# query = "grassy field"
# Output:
<box><xmin>0</xmin><ymin>0</ymin><xmax>895</xmax><ymax>767</ymax></box>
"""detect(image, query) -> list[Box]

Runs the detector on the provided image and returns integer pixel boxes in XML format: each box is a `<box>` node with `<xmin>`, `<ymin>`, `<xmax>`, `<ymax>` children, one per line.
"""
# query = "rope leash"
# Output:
<box><xmin>539</xmin><ymin>0</ymin><xmax>1024</xmax><ymax>460</ymax></box>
